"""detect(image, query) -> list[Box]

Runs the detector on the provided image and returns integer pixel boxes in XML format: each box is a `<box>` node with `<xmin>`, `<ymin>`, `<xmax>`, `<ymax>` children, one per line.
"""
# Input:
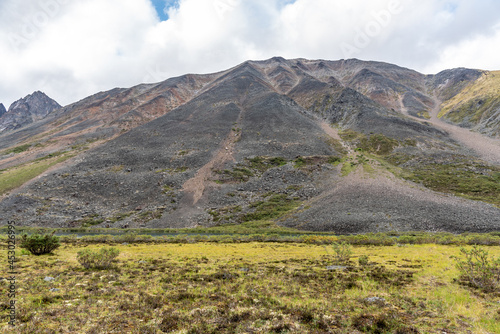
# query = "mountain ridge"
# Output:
<box><xmin>0</xmin><ymin>57</ymin><xmax>499</xmax><ymax>232</ymax></box>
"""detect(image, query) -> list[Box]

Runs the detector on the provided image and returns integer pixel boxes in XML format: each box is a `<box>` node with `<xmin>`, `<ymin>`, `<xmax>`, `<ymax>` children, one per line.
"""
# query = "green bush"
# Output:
<box><xmin>20</xmin><ymin>232</ymin><xmax>60</xmax><ymax>255</ymax></box>
<box><xmin>77</xmin><ymin>247</ymin><xmax>120</xmax><ymax>269</ymax></box>
<box><xmin>332</xmin><ymin>241</ymin><xmax>352</xmax><ymax>264</ymax></box>
<box><xmin>358</xmin><ymin>255</ymin><xmax>369</xmax><ymax>266</ymax></box>
<box><xmin>453</xmin><ymin>245</ymin><xmax>500</xmax><ymax>292</ymax></box>
<box><xmin>116</xmin><ymin>232</ymin><xmax>137</xmax><ymax>243</ymax></box>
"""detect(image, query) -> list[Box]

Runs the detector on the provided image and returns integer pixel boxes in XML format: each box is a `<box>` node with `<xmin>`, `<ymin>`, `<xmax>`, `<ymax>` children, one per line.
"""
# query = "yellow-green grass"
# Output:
<box><xmin>1</xmin><ymin>243</ymin><xmax>498</xmax><ymax>333</ymax></box>
<box><xmin>341</xmin><ymin>153</ymin><xmax>378</xmax><ymax>177</ymax></box>
<box><xmin>340</xmin><ymin>159</ymin><xmax>356</xmax><ymax>176</ymax></box>
<box><xmin>0</xmin><ymin>144</ymin><xmax>32</xmax><ymax>156</ymax></box>
<box><xmin>439</xmin><ymin>70</ymin><xmax>500</xmax><ymax>120</ymax></box>
<box><xmin>417</xmin><ymin>111</ymin><xmax>431</xmax><ymax>119</ymax></box>
<box><xmin>0</xmin><ymin>153</ymin><xmax>75</xmax><ymax>196</ymax></box>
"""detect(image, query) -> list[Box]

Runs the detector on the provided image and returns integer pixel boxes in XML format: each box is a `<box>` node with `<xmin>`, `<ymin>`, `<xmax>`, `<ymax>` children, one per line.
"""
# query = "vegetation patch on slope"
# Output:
<box><xmin>293</xmin><ymin>155</ymin><xmax>340</xmax><ymax>169</ymax></box>
<box><xmin>385</xmin><ymin>153</ymin><xmax>500</xmax><ymax>207</ymax></box>
<box><xmin>1</xmin><ymin>143</ymin><xmax>33</xmax><ymax>155</ymax></box>
<box><xmin>242</xmin><ymin>194</ymin><xmax>300</xmax><ymax>222</ymax></box>
<box><xmin>438</xmin><ymin>71</ymin><xmax>500</xmax><ymax>134</ymax></box>
<box><xmin>207</xmin><ymin>192</ymin><xmax>301</xmax><ymax>226</ymax></box>
<box><xmin>340</xmin><ymin>153</ymin><xmax>375</xmax><ymax>176</ymax></box>
<box><xmin>0</xmin><ymin>152</ymin><xmax>76</xmax><ymax>196</ymax></box>
<box><xmin>339</xmin><ymin>129</ymin><xmax>410</xmax><ymax>156</ymax></box>
<box><xmin>213</xmin><ymin>155</ymin><xmax>340</xmax><ymax>183</ymax></box>
<box><xmin>213</xmin><ymin>156</ymin><xmax>287</xmax><ymax>184</ymax></box>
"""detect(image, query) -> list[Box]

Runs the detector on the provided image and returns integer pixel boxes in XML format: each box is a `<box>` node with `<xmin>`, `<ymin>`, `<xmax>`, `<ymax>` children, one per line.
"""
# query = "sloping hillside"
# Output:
<box><xmin>438</xmin><ymin>70</ymin><xmax>500</xmax><ymax>137</ymax></box>
<box><xmin>0</xmin><ymin>58</ymin><xmax>499</xmax><ymax>232</ymax></box>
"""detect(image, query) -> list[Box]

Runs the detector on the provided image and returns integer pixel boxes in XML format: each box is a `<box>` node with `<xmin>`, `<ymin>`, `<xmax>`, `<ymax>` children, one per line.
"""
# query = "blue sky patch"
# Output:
<box><xmin>150</xmin><ymin>0</ymin><xmax>179</xmax><ymax>21</ymax></box>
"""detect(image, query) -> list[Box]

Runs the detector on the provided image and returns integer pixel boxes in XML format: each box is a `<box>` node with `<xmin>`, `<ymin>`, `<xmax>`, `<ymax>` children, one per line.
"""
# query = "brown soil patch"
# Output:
<box><xmin>181</xmin><ymin>108</ymin><xmax>243</xmax><ymax>204</ymax></box>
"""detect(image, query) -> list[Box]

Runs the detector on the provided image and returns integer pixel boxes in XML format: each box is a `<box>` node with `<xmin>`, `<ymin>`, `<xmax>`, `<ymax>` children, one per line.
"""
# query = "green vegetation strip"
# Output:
<box><xmin>2</xmin><ymin>228</ymin><xmax>500</xmax><ymax>246</ymax></box>
<box><xmin>0</xmin><ymin>153</ymin><xmax>75</xmax><ymax>196</ymax></box>
<box><xmin>1</xmin><ymin>143</ymin><xmax>32</xmax><ymax>155</ymax></box>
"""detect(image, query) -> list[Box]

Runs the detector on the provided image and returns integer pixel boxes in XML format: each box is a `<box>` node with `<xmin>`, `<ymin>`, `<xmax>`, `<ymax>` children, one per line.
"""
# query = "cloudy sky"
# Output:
<box><xmin>1</xmin><ymin>0</ymin><xmax>500</xmax><ymax>108</ymax></box>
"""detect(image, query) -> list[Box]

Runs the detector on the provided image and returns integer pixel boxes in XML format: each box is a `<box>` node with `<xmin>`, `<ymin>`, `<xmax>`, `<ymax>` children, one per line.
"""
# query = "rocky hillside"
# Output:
<box><xmin>0</xmin><ymin>91</ymin><xmax>61</xmax><ymax>133</ymax></box>
<box><xmin>437</xmin><ymin>70</ymin><xmax>500</xmax><ymax>137</ymax></box>
<box><xmin>1</xmin><ymin>58</ymin><xmax>499</xmax><ymax>233</ymax></box>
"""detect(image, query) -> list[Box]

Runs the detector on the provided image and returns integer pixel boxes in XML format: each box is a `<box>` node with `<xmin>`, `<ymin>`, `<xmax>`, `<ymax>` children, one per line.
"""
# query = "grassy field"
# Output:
<box><xmin>1</xmin><ymin>242</ymin><xmax>499</xmax><ymax>333</ymax></box>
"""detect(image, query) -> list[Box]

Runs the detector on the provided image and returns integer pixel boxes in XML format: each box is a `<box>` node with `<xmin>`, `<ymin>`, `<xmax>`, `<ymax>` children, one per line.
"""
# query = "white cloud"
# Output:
<box><xmin>0</xmin><ymin>0</ymin><xmax>499</xmax><ymax>107</ymax></box>
<box><xmin>423</xmin><ymin>25</ymin><xmax>500</xmax><ymax>73</ymax></box>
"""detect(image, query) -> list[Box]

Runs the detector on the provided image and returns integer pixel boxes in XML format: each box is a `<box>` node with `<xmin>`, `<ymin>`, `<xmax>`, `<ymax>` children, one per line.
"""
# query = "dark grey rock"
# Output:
<box><xmin>0</xmin><ymin>103</ymin><xmax>6</xmax><ymax>118</ymax></box>
<box><xmin>0</xmin><ymin>91</ymin><xmax>61</xmax><ymax>133</ymax></box>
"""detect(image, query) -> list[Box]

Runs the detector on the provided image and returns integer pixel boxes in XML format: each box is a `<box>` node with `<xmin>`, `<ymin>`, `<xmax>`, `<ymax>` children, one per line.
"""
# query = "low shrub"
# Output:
<box><xmin>453</xmin><ymin>245</ymin><xmax>500</xmax><ymax>292</ymax></box>
<box><xmin>20</xmin><ymin>232</ymin><xmax>60</xmax><ymax>255</ymax></box>
<box><xmin>77</xmin><ymin>247</ymin><xmax>120</xmax><ymax>269</ymax></box>
<box><xmin>358</xmin><ymin>255</ymin><xmax>370</xmax><ymax>266</ymax></box>
<box><xmin>332</xmin><ymin>241</ymin><xmax>352</xmax><ymax>264</ymax></box>
<box><xmin>116</xmin><ymin>232</ymin><xmax>137</xmax><ymax>243</ymax></box>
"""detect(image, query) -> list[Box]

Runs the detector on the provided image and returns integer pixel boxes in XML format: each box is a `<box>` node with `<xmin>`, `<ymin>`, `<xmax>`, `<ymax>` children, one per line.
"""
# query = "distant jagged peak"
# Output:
<box><xmin>0</xmin><ymin>91</ymin><xmax>61</xmax><ymax>133</ymax></box>
<box><xmin>8</xmin><ymin>90</ymin><xmax>61</xmax><ymax>111</ymax></box>
<box><xmin>0</xmin><ymin>103</ymin><xmax>6</xmax><ymax>118</ymax></box>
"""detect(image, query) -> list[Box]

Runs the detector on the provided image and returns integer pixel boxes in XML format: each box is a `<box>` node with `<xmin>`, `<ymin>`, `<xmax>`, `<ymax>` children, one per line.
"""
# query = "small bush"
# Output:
<box><xmin>77</xmin><ymin>247</ymin><xmax>120</xmax><ymax>269</ymax></box>
<box><xmin>116</xmin><ymin>232</ymin><xmax>137</xmax><ymax>243</ymax></box>
<box><xmin>453</xmin><ymin>245</ymin><xmax>500</xmax><ymax>292</ymax></box>
<box><xmin>332</xmin><ymin>241</ymin><xmax>352</xmax><ymax>264</ymax></box>
<box><xmin>20</xmin><ymin>232</ymin><xmax>60</xmax><ymax>255</ymax></box>
<box><xmin>358</xmin><ymin>255</ymin><xmax>369</xmax><ymax>266</ymax></box>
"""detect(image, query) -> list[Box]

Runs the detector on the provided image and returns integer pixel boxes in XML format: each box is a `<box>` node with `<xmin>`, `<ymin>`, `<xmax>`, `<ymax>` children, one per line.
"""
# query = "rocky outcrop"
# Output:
<box><xmin>0</xmin><ymin>91</ymin><xmax>61</xmax><ymax>133</ymax></box>
<box><xmin>0</xmin><ymin>103</ymin><xmax>6</xmax><ymax>118</ymax></box>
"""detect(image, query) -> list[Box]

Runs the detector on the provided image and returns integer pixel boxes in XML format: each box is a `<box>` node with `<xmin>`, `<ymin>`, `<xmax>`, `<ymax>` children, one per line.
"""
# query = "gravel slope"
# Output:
<box><xmin>281</xmin><ymin>161</ymin><xmax>500</xmax><ymax>233</ymax></box>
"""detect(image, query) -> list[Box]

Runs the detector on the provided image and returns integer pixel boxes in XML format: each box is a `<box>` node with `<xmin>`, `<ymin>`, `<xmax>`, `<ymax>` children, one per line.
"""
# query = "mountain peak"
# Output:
<box><xmin>0</xmin><ymin>91</ymin><xmax>61</xmax><ymax>133</ymax></box>
<box><xmin>0</xmin><ymin>103</ymin><xmax>6</xmax><ymax>118</ymax></box>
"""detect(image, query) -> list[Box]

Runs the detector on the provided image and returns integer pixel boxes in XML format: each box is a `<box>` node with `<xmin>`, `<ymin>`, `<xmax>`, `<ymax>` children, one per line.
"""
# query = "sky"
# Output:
<box><xmin>1</xmin><ymin>0</ymin><xmax>500</xmax><ymax>108</ymax></box>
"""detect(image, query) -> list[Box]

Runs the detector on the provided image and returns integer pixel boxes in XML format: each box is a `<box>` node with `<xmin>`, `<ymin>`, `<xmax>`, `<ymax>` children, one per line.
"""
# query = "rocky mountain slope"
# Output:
<box><xmin>437</xmin><ymin>70</ymin><xmax>500</xmax><ymax>137</ymax></box>
<box><xmin>0</xmin><ymin>91</ymin><xmax>61</xmax><ymax>133</ymax></box>
<box><xmin>1</xmin><ymin>57</ymin><xmax>499</xmax><ymax>232</ymax></box>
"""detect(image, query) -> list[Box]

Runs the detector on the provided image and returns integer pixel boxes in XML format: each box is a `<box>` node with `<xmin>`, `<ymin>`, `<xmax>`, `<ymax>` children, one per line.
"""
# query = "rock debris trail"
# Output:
<box><xmin>399</xmin><ymin>96</ymin><xmax>500</xmax><ymax>165</ymax></box>
<box><xmin>319</xmin><ymin>120</ymin><xmax>353</xmax><ymax>153</ymax></box>
<box><xmin>319</xmin><ymin>121</ymin><xmax>342</xmax><ymax>140</ymax></box>
<box><xmin>181</xmin><ymin>106</ymin><xmax>243</xmax><ymax>204</ymax></box>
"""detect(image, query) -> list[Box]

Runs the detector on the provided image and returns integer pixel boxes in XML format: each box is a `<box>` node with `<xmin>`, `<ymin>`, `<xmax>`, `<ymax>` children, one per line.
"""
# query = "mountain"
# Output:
<box><xmin>0</xmin><ymin>91</ymin><xmax>61</xmax><ymax>133</ymax></box>
<box><xmin>0</xmin><ymin>58</ymin><xmax>499</xmax><ymax>233</ymax></box>
<box><xmin>0</xmin><ymin>103</ymin><xmax>6</xmax><ymax>118</ymax></box>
